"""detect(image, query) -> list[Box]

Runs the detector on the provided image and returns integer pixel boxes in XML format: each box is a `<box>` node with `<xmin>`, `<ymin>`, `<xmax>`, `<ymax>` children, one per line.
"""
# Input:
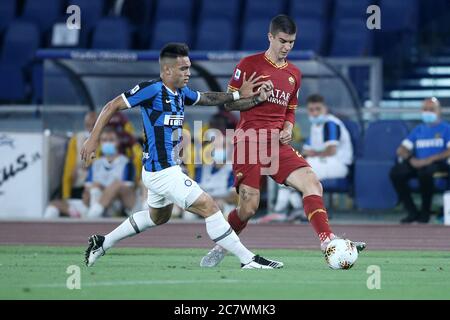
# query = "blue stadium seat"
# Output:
<box><xmin>22</xmin><ymin>0</ymin><xmax>62</xmax><ymax>31</ymax></box>
<box><xmin>151</xmin><ymin>20</ymin><xmax>191</xmax><ymax>50</ymax></box>
<box><xmin>199</xmin><ymin>0</ymin><xmax>240</xmax><ymax>23</ymax></box>
<box><xmin>354</xmin><ymin>120</ymin><xmax>410</xmax><ymax>209</ymax></box>
<box><xmin>91</xmin><ymin>17</ymin><xmax>131</xmax><ymax>49</ymax></box>
<box><xmin>409</xmin><ymin>176</ymin><xmax>449</xmax><ymax>192</ymax></box>
<box><xmin>155</xmin><ymin>0</ymin><xmax>193</xmax><ymax>24</ymax></box>
<box><xmin>342</xmin><ymin>119</ymin><xmax>363</xmax><ymax>158</ymax></box>
<box><xmin>0</xmin><ymin>0</ymin><xmax>16</xmax><ymax>34</ymax></box>
<box><xmin>244</xmin><ymin>0</ymin><xmax>286</xmax><ymax>21</ymax></box>
<box><xmin>196</xmin><ymin>19</ymin><xmax>235</xmax><ymax>50</ymax></box>
<box><xmin>333</xmin><ymin>0</ymin><xmax>372</xmax><ymax>20</ymax></box>
<box><xmin>330</xmin><ymin>19</ymin><xmax>372</xmax><ymax>56</ymax></box>
<box><xmin>1</xmin><ymin>20</ymin><xmax>40</xmax><ymax>67</ymax></box>
<box><xmin>295</xmin><ymin>18</ymin><xmax>325</xmax><ymax>53</ymax></box>
<box><xmin>67</xmin><ymin>0</ymin><xmax>105</xmax><ymax>30</ymax></box>
<box><xmin>121</xmin><ymin>0</ymin><xmax>153</xmax><ymax>27</ymax></box>
<box><xmin>289</xmin><ymin>0</ymin><xmax>329</xmax><ymax>19</ymax></box>
<box><xmin>0</xmin><ymin>64</ymin><xmax>27</xmax><ymax>101</ymax></box>
<box><xmin>380</xmin><ymin>0</ymin><xmax>418</xmax><ymax>32</ymax></box>
<box><xmin>240</xmin><ymin>19</ymin><xmax>270</xmax><ymax>50</ymax></box>
<box><xmin>361</xmin><ymin>120</ymin><xmax>409</xmax><ymax>161</ymax></box>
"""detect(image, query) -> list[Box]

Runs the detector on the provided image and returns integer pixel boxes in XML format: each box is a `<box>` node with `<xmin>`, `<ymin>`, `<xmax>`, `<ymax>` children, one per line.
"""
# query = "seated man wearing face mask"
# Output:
<box><xmin>44</xmin><ymin>127</ymin><xmax>136</xmax><ymax>218</ymax></box>
<box><xmin>390</xmin><ymin>97</ymin><xmax>450</xmax><ymax>224</ymax></box>
<box><xmin>302</xmin><ymin>94</ymin><xmax>353</xmax><ymax>180</ymax></box>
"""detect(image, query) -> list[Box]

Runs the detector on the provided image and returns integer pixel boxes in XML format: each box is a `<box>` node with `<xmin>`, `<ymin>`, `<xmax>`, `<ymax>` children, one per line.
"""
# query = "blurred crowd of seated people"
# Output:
<box><xmin>44</xmin><ymin>112</ymin><xmax>142</xmax><ymax>218</ymax></box>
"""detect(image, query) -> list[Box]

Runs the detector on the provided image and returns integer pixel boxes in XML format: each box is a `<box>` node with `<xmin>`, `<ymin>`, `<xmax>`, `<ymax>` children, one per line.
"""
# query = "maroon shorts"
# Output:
<box><xmin>232</xmin><ymin>140</ymin><xmax>310</xmax><ymax>190</ymax></box>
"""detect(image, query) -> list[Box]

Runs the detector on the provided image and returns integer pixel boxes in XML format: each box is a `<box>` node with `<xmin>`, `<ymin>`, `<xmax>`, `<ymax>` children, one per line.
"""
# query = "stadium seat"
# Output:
<box><xmin>0</xmin><ymin>0</ymin><xmax>16</xmax><ymax>34</ymax></box>
<box><xmin>361</xmin><ymin>120</ymin><xmax>409</xmax><ymax>161</ymax></box>
<box><xmin>289</xmin><ymin>0</ymin><xmax>329</xmax><ymax>19</ymax></box>
<box><xmin>380</xmin><ymin>0</ymin><xmax>418</xmax><ymax>32</ymax></box>
<box><xmin>67</xmin><ymin>0</ymin><xmax>105</xmax><ymax>31</ymax></box>
<box><xmin>196</xmin><ymin>19</ymin><xmax>235</xmax><ymax>50</ymax></box>
<box><xmin>354</xmin><ymin>120</ymin><xmax>410</xmax><ymax>209</ymax></box>
<box><xmin>91</xmin><ymin>17</ymin><xmax>131</xmax><ymax>49</ymax></box>
<box><xmin>1</xmin><ymin>20</ymin><xmax>40</xmax><ymax>68</ymax></box>
<box><xmin>240</xmin><ymin>19</ymin><xmax>271</xmax><ymax>50</ymax></box>
<box><xmin>21</xmin><ymin>0</ymin><xmax>63</xmax><ymax>32</ymax></box>
<box><xmin>121</xmin><ymin>0</ymin><xmax>153</xmax><ymax>27</ymax></box>
<box><xmin>0</xmin><ymin>64</ymin><xmax>27</xmax><ymax>102</ymax></box>
<box><xmin>295</xmin><ymin>18</ymin><xmax>325</xmax><ymax>54</ymax></box>
<box><xmin>333</xmin><ymin>0</ymin><xmax>372</xmax><ymax>20</ymax></box>
<box><xmin>154</xmin><ymin>0</ymin><xmax>193</xmax><ymax>24</ymax></box>
<box><xmin>330</xmin><ymin>18</ymin><xmax>372</xmax><ymax>56</ymax></box>
<box><xmin>342</xmin><ymin>119</ymin><xmax>363</xmax><ymax>158</ymax></box>
<box><xmin>198</xmin><ymin>0</ymin><xmax>240</xmax><ymax>23</ymax></box>
<box><xmin>151</xmin><ymin>20</ymin><xmax>191</xmax><ymax>50</ymax></box>
<box><xmin>409</xmin><ymin>176</ymin><xmax>449</xmax><ymax>192</ymax></box>
<box><xmin>244</xmin><ymin>0</ymin><xmax>286</xmax><ymax>21</ymax></box>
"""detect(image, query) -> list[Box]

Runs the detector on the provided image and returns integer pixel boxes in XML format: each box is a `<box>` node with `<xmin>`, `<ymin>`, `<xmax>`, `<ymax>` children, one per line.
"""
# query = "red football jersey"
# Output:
<box><xmin>228</xmin><ymin>52</ymin><xmax>302</xmax><ymax>141</ymax></box>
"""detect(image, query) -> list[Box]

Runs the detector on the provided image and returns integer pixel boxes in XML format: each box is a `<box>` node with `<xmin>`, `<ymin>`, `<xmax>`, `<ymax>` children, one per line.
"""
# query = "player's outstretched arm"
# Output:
<box><xmin>197</xmin><ymin>72</ymin><xmax>269</xmax><ymax>108</ymax></box>
<box><xmin>224</xmin><ymin>81</ymin><xmax>273</xmax><ymax>111</ymax></box>
<box><xmin>80</xmin><ymin>95</ymin><xmax>128</xmax><ymax>166</ymax></box>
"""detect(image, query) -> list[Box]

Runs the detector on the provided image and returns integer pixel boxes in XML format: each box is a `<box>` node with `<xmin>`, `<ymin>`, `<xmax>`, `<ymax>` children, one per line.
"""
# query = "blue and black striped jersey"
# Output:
<box><xmin>121</xmin><ymin>78</ymin><xmax>200</xmax><ymax>172</ymax></box>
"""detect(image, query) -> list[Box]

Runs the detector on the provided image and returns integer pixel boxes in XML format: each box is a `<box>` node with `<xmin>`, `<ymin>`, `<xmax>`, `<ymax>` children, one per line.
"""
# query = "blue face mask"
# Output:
<box><xmin>212</xmin><ymin>149</ymin><xmax>227</xmax><ymax>164</ymax></box>
<box><xmin>101</xmin><ymin>142</ymin><xmax>117</xmax><ymax>156</ymax></box>
<box><xmin>422</xmin><ymin>111</ymin><xmax>438</xmax><ymax>124</ymax></box>
<box><xmin>309</xmin><ymin>115</ymin><xmax>326</xmax><ymax>125</ymax></box>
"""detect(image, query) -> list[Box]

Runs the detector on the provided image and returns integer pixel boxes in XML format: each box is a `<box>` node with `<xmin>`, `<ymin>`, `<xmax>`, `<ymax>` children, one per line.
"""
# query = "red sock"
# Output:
<box><xmin>227</xmin><ymin>209</ymin><xmax>247</xmax><ymax>234</ymax></box>
<box><xmin>303</xmin><ymin>195</ymin><xmax>333</xmax><ymax>242</ymax></box>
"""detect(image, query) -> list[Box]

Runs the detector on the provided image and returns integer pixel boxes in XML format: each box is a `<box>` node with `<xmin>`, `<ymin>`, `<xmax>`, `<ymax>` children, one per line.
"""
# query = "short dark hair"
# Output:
<box><xmin>159</xmin><ymin>43</ymin><xmax>190</xmax><ymax>59</ymax></box>
<box><xmin>306</xmin><ymin>94</ymin><xmax>325</xmax><ymax>104</ymax></box>
<box><xmin>270</xmin><ymin>15</ymin><xmax>297</xmax><ymax>35</ymax></box>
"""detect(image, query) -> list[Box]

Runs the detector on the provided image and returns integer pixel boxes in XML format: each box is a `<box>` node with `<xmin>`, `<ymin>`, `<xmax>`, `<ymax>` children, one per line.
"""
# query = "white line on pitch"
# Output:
<box><xmin>32</xmin><ymin>279</ymin><xmax>241</xmax><ymax>288</ymax></box>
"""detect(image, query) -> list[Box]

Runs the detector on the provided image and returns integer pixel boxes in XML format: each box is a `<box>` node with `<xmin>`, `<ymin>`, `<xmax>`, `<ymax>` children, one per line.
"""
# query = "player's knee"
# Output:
<box><xmin>150</xmin><ymin>209</ymin><xmax>171</xmax><ymax>225</ymax></box>
<box><xmin>239</xmin><ymin>205</ymin><xmax>257</xmax><ymax>219</ymax></box>
<box><xmin>303</xmin><ymin>174</ymin><xmax>323</xmax><ymax>196</ymax></box>
<box><xmin>192</xmin><ymin>193</ymin><xmax>220</xmax><ymax>216</ymax></box>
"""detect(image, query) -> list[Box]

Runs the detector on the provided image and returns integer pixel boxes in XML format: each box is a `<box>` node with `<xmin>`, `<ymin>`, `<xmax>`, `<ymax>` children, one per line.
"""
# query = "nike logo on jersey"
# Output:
<box><xmin>165</xmin><ymin>99</ymin><xmax>171</xmax><ymax>104</ymax></box>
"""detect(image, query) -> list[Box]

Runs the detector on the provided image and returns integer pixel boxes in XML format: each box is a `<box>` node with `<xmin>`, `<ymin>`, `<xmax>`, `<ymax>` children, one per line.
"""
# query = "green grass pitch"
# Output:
<box><xmin>0</xmin><ymin>246</ymin><xmax>449</xmax><ymax>299</ymax></box>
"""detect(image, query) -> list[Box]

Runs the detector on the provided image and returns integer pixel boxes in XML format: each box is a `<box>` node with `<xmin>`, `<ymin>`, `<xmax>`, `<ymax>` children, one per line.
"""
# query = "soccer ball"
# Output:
<box><xmin>324</xmin><ymin>239</ymin><xmax>358</xmax><ymax>270</ymax></box>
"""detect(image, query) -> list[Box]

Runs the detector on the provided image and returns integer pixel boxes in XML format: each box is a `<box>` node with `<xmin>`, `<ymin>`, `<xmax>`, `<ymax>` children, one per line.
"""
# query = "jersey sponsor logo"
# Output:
<box><xmin>165</xmin><ymin>99</ymin><xmax>171</xmax><ymax>104</ymax></box>
<box><xmin>416</xmin><ymin>138</ymin><xmax>444</xmax><ymax>148</ymax></box>
<box><xmin>267</xmin><ymin>88</ymin><xmax>292</xmax><ymax>107</ymax></box>
<box><xmin>130</xmin><ymin>84</ymin><xmax>140</xmax><ymax>95</ymax></box>
<box><xmin>163</xmin><ymin>114</ymin><xmax>184</xmax><ymax>126</ymax></box>
<box><xmin>234</xmin><ymin>68</ymin><xmax>241</xmax><ymax>80</ymax></box>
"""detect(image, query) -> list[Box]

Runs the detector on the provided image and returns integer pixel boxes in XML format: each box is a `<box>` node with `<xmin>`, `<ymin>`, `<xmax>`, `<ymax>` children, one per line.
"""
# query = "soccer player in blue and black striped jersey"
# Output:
<box><xmin>81</xmin><ymin>43</ymin><xmax>283</xmax><ymax>269</ymax></box>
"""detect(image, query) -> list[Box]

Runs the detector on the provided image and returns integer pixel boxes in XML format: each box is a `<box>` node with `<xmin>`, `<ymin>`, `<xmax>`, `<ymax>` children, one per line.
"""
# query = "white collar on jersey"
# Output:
<box><xmin>162</xmin><ymin>83</ymin><xmax>178</xmax><ymax>96</ymax></box>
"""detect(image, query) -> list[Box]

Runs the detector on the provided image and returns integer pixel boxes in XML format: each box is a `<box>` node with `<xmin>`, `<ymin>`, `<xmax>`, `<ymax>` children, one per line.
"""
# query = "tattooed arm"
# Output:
<box><xmin>224</xmin><ymin>79</ymin><xmax>273</xmax><ymax>111</ymax></box>
<box><xmin>223</xmin><ymin>93</ymin><xmax>266</xmax><ymax>111</ymax></box>
<box><xmin>196</xmin><ymin>72</ymin><xmax>271</xmax><ymax>110</ymax></box>
<box><xmin>197</xmin><ymin>91</ymin><xmax>237</xmax><ymax>106</ymax></box>
<box><xmin>197</xmin><ymin>91</ymin><xmax>266</xmax><ymax>111</ymax></box>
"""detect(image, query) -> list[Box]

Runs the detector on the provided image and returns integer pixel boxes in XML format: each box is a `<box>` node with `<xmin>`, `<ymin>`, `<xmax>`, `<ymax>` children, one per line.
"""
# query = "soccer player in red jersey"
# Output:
<box><xmin>200</xmin><ymin>15</ymin><xmax>366</xmax><ymax>267</ymax></box>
